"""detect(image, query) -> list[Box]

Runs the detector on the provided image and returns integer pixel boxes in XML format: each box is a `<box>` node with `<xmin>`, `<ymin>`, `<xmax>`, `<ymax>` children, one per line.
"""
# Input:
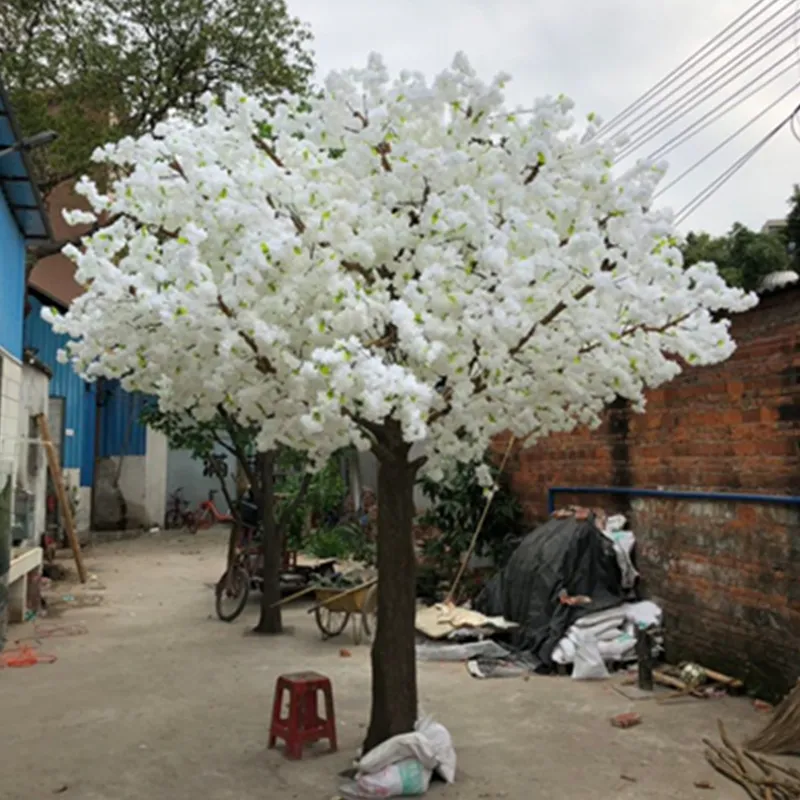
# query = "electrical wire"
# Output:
<box><xmin>608</xmin><ymin>0</ymin><xmax>798</xmax><ymax>144</ymax></box>
<box><xmin>617</xmin><ymin>23</ymin><xmax>800</xmax><ymax>158</ymax></box>
<box><xmin>654</xmin><ymin>78</ymin><xmax>800</xmax><ymax>196</ymax></box>
<box><xmin>673</xmin><ymin>103</ymin><xmax>800</xmax><ymax>225</ymax></box>
<box><xmin>597</xmin><ymin>0</ymin><xmax>780</xmax><ymax>137</ymax></box>
<box><xmin>793</xmin><ymin>0</ymin><xmax>800</xmax><ymax>140</ymax></box>
<box><xmin>647</xmin><ymin>56</ymin><xmax>800</xmax><ymax>162</ymax></box>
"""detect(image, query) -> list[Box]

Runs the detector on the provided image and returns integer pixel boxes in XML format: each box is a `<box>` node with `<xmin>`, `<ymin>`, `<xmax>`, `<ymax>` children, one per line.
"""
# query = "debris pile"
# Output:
<box><xmin>705</xmin><ymin>720</ymin><xmax>800</xmax><ymax>799</ymax></box>
<box><xmin>472</xmin><ymin>508</ymin><xmax>662</xmax><ymax>676</ymax></box>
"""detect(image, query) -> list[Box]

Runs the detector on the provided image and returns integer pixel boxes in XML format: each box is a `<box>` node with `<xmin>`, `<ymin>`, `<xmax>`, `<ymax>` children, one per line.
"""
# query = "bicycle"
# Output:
<box><xmin>215</xmin><ymin>501</ymin><xmax>260</xmax><ymax>622</ymax></box>
<box><xmin>188</xmin><ymin>489</ymin><xmax>234</xmax><ymax>534</ymax></box>
<box><xmin>164</xmin><ymin>487</ymin><xmax>193</xmax><ymax>530</ymax></box>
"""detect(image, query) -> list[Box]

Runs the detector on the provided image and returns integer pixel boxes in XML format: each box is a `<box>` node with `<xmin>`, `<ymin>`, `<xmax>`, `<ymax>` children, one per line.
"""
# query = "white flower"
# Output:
<box><xmin>48</xmin><ymin>53</ymin><xmax>756</xmax><ymax>473</ymax></box>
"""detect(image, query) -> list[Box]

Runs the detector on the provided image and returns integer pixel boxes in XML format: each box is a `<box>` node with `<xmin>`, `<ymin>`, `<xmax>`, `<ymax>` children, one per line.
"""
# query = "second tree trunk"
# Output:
<box><xmin>254</xmin><ymin>450</ymin><xmax>283</xmax><ymax>634</ymax></box>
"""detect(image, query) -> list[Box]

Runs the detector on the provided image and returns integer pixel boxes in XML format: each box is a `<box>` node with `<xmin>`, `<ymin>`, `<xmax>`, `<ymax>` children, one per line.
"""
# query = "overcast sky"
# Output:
<box><xmin>289</xmin><ymin>0</ymin><xmax>799</xmax><ymax>235</ymax></box>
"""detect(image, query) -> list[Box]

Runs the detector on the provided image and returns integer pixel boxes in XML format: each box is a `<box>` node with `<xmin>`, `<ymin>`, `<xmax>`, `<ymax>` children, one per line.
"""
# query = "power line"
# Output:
<box><xmin>597</xmin><ymin>0</ymin><xmax>781</xmax><ymax>137</ymax></box>
<box><xmin>608</xmin><ymin>0</ymin><xmax>798</xmax><ymax>143</ymax></box>
<box><xmin>617</xmin><ymin>23</ymin><xmax>800</xmax><ymax>158</ymax></box>
<box><xmin>673</xmin><ymin>102</ymin><xmax>800</xmax><ymax>225</ymax></box>
<box><xmin>647</xmin><ymin>56</ymin><xmax>800</xmax><ymax>161</ymax></box>
<box><xmin>655</xmin><ymin>79</ymin><xmax>800</xmax><ymax>196</ymax></box>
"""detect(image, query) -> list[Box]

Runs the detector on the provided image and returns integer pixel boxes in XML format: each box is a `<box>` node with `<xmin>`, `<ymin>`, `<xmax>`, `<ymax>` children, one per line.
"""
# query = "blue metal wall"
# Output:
<box><xmin>0</xmin><ymin>194</ymin><xmax>25</xmax><ymax>358</ymax></box>
<box><xmin>24</xmin><ymin>295</ymin><xmax>86</xmax><ymax>473</ymax></box>
<box><xmin>81</xmin><ymin>383</ymin><xmax>97</xmax><ymax>487</ymax></box>
<box><xmin>98</xmin><ymin>380</ymin><xmax>147</xmax><ymax>459</ymax></box>
<box><xmin>24</xmin><ymin>297</ymin><xmax>150</xmax><ymax>483</ymax></box>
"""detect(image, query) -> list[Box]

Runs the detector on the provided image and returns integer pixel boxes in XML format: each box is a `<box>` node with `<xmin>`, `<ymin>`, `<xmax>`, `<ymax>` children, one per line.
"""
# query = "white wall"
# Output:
<box><xmin>92</xmin><ymin>428</ymin><xmax>169</xmax><ymax>531</ymax></box>
<box><xmin>0</xmin><ymin>355</ymin><xmax>21</xmax><ymax>470</ymax></box>
<box><xmin>145</xmin><ymin>428</ymin><xmax>167</xmax><ymax>529</ymax></box>
<box><xmin>18</xmin><ymin>364</ymin><xmax>49</xmax><ymax>541</ymax></box>
<box><xmin>0</xmin><ymin>352</ymin><xmax>21</xmax><ymax>648</ymax></box>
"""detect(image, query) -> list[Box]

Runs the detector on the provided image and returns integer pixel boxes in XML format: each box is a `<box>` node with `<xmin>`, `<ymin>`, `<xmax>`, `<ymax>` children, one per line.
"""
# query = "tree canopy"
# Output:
<box><xmin>0</xmin><ymin>0</ymin><xmax>314</xmax><ymax>195</ymax></box>
<box><xmin>682</xmin><ymin>223</ymin><xmax>792</xmax><ymax>294</ymax></box>
<box><xmin>786</xmin><ymin>184</ymin><xmax>800</xmax><ymax>270</ymax></box>
<box><xmin>47</xmin><ymin>53</ymin><xmax>756</xmax><ymax>746</ymax></box>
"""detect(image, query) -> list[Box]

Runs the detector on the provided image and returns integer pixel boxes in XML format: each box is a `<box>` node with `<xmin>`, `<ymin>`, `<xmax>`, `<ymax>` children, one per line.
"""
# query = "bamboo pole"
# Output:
<box><xmin>445</xmin><ymin>435</ymin><xmax>516</xmax><ymax>603</ymax></box>
<box><xmin>268</xmin><ymin>583</ymin><xmax>317</xmax><ymax>608</ymax></box>
<box><xmin>36</xmin><ymin>413</ymin><xmax>87</xmax><ymax>583</ymax></box>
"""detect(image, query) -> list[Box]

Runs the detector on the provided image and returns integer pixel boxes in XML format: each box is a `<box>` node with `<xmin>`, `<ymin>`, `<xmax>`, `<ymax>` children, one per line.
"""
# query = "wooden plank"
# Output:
<box><xmin>700</xmin><ymin>666</ymin><xmax>744</xmax><ymax>690</ymax></box>
<box><xmin>36</xmin><ymin>413</ymin><xmax>87</xmax><ymax>583</ymax></box>
<box><xmin>653</xmin><ymin>669</ymin><xmax>705</xmax><ymax>698</ymax></box>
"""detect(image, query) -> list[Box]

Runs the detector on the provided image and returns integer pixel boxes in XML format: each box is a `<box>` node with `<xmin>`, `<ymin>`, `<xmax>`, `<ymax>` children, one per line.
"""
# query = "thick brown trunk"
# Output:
<box><xmin>253</xmin><ymin>451</ymin><xmax>283</xmax><ymax>635</ymax></box>
<box><xmin>364</xmin><ymin>426</ymin><xmax>419</xmax><ymax>751</ymax></box>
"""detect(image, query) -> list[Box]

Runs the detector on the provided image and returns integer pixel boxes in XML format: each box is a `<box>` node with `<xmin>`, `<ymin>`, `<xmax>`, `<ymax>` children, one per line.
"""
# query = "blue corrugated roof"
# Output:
<box><xmin>0</xmin><ymin>76</ymin><xmax>53</xmax><ymax>243</ymax></box>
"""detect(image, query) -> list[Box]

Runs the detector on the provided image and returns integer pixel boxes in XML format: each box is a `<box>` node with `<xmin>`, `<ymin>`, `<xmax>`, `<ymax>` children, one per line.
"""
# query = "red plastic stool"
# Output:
<box><xmin>268</xmin><ymin>671</ymin><xmax>337</xmax><ymax>759</ymax></box>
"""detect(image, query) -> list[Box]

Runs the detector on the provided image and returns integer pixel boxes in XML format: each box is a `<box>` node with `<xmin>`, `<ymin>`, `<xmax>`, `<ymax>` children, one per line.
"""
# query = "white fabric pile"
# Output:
<box><xmin>552</xmin><ymin>600</ymin><xmax>663</xmax><ymax>666</ymax></box>
<box><xmin>603</xmin><ymin>514</ymin><xmax>638</xmax><ymax>590</ymax></box>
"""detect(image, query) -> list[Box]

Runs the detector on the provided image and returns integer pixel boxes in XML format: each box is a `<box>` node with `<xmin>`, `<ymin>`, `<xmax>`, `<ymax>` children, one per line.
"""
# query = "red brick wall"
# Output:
<box><xmin>505</xmin><ymin>285</ymin><xmax>800</xmax><ymax>696</ymax></box>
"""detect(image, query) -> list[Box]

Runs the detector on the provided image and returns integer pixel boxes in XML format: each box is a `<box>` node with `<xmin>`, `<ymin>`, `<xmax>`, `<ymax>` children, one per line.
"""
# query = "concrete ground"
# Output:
<box><xmin>1</xmin><ymin>531</ymin><xmax>764</xmax><ymax>800</ymax></box>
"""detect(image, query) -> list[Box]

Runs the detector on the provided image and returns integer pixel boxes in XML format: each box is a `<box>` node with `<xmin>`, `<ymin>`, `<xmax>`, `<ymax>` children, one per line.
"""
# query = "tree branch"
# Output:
<box><xmin>275</xmin><ymin>471</ymin><xmax>312</xmax><ymax>538</ymax></box>
<box><xmin>508</xmin><ymin>258</ymin><xmax>615</xmax><ymax>358</ymax></box>
<box><xmin>342</xmin><ymin>260</ymin><xmax>375</xmax><ymax>286</ymax></box>
<box><xmin>216</xmin><ymin>295</ymin><xmax>275</xmax><ymax>375</ymax></box>
<box><xmin>216</xmin><ymin>404</ymin><xmax>257</xmax><ymax>489</ymax></box>
<box><xmin>252</xmin><ymin>134</ymin><xmax>285</xmax><ymax>169</ymax></box>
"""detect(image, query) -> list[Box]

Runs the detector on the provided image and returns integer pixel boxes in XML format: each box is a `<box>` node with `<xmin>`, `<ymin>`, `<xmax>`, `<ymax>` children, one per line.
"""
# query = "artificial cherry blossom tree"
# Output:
<box><xmin>49</xmin><ymin>53</ymin><xmax>755</xmax><ymax>748</ymax></box>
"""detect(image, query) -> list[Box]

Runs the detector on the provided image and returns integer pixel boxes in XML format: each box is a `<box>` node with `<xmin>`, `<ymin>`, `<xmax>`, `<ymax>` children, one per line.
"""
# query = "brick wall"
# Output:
<box><xmin>506</xmin><ymin>285</ymin><xmax>800</xmax><ymax>696</ymax></box>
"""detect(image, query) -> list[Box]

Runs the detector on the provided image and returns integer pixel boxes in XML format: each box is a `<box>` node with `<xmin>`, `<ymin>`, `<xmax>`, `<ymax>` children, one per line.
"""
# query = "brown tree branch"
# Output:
<box><xmin>216</xmin><ymin>295</ymin><xmax>275</xmax><ymax>375</ymax></box>
<box><xmin>252</xmin><ymin>134</ymin><xmax>285</xmax><ymax>168</ymax></box>
<box><xmin>342</xmin><ymin>260</ymin><xmax>375</xmax><ymax>286</ymax></box>
<box><xmin>508</xmin><ymin>258</ymin><xmax>616</xmax><ymax>358</ymax></box>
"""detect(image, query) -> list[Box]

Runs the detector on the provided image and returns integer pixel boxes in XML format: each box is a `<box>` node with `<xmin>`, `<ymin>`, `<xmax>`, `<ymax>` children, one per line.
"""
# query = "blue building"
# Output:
<box><xmin>0</xmin><ymin>74</ymin><xmax>54</xmax><ymax>638</ymax></box>
<box><xmin>1</xmin><ymin>73</ymin><xmax>166</xmax><ymax>540</ymax></box>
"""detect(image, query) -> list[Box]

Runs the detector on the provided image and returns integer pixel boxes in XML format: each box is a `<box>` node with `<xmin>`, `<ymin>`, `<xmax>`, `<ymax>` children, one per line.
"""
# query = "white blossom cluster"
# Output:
<box><xmin>48</xmin><ymin>53</ymin><xmax>757</xmax><ymax>478</ymax></box>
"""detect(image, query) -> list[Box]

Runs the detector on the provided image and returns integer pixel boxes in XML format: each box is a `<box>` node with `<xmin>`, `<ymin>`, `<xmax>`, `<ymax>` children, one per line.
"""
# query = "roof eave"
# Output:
<box><xmin>0</xmin><ymin>75</ymin><xmax>55</xmax><ymax>244</ymax></box>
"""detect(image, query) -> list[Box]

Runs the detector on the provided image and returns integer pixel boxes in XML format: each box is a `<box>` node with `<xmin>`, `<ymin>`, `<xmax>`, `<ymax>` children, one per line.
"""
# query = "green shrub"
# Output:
<box><xmin>306</xmin><ymin>521</ymin><xmax>376</xmax><ymax>564</ymax></box>
<box><xmin>418</xmin><ymin>456</ymin><xmax>524</xmax><ymax>594</ymax></box>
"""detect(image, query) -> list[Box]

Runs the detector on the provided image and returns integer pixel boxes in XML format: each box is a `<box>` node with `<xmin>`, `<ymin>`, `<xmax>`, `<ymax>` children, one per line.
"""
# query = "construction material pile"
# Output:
<box><xmin>474</xmin><ymin>509</ymin><xmax>659</xmax><ymax>672</ymax></box>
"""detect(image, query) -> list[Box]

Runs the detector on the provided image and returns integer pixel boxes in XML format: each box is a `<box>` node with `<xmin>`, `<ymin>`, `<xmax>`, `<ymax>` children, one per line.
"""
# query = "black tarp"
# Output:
<box><xmin>474</xmin><ymin>515</ymin><xmax>625</xmax><ymax>667</ymax></box>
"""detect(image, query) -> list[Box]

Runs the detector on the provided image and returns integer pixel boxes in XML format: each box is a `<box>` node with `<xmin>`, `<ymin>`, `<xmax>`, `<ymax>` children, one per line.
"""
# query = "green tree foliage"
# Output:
<box><xmin>417</xmin><ymin>457</ymin><xmax>524</xmax><ymax>599</ymax></box>
<box><xmin>0</xmin><ymin>0</ymin><xmax>314</xmax><ymax>196</ymax></box>
<box><xmin>682</xmin><ymin>222</ymin><xmax>791</xmax><ymax>293</ymax></box>
<box><xmin>786</xmin><ymin>185</ymin><xmax>800</xmax><ymax>269</ymax></box>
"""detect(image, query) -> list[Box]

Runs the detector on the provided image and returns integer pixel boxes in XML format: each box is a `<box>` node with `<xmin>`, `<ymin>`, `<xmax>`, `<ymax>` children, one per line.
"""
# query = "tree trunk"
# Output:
<box><xmin>364</xmin><ymin>426</ymin><xmax>419</xmax><ymax>751</ymax></box>
<box><xmin>253</xmin><ymin>451</ymin><xmax>283</xmax><ymax>634</ymax></box>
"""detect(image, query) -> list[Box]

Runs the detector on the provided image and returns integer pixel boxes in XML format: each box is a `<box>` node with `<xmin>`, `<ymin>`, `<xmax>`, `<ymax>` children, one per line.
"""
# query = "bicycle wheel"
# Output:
<box><xmin>164</xmin><ymin>509</ymin><xmax>181</xmax><ymax>530</ymax></box>
<box><xmin>361</xmin><ymin>585</ymin><xmax>378</xmax><ymax>644</ymax></box>
<box><xmin>195</xmin><ymin>510</ymin><xmax>213</xmax><ymax>531</ymax></box>
<box><xmin>215</xmin><ymin>566</ymin><xmax>250</xmax><ymax>622</ymax></box>
<box><xmin>314</xmin><ymin>606</ymin><xmax>350</xmax><ymax>639</ymax></box>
